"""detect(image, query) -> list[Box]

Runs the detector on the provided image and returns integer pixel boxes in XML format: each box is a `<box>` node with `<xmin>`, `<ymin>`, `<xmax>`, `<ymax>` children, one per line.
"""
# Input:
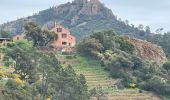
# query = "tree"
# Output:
<box><xmin>90</xmin><ymin>30</ymin><xmax>117</xmax><ymax>50</ymax></box>
<box><xmin>24</xmin><ymin>22</ymin><xmax>57</xmax><ymax>47</ymax></box>
<box><xmin>138</xmin><ymin>24</ymin><xmax>144</xmax><ymax>30</ymax></box>
<box><xmin>0</xmin><ymin>30</ymin><xmax>11</xmax><ymax>38</ymax></box>
<box><xmin>47</xmin><ymin>65</ymin><xmax>88</xmax><ymax>100</ymax></box>
<box><xmin>6</xmin><ymin>40</ymin><xmax>38</xmax><ymax>83</ymax></box>
<box><xmin>145</xmin><ymin>26</ymin><xmax>151</xmax><ymax>33</ymax></box>
<box><xmin>124</xmin><ymin>20</ymin><xmax>129</xmax><ymax>25</ymax></box>
<box><xmin>37</xmin><ymin>52</ymin><xmax>61</xmax><ymax>100</ymax></box>
<box><xmin>142</xmin><ymin>77</ymin><xmax>170</xmax><ymax>96</ymax></box>
<box><xmin>155</xmin><ymin>28</ymin><xmax>163</xmax><ymax>34</ymax></box>
<box><xmin>115</xmin><ymin>36</ymin><xmax>134</xmax><ymax>54</ymax></box>
<box><xmin>163</xmin><ymin>62</ymin><xmax>170</xmax><ymax>71</ymax></box>
<box><xmin>77</xmin><ymin>37</ymin><xmax>104</xmax><ymax>58</ymax></box>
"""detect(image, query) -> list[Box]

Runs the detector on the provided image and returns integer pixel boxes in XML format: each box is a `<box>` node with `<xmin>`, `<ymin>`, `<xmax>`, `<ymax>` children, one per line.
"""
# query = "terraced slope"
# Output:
<box><xmin>57</xmin><ymin>54</ymin><xmax>161</xmax><ymax>100</ymax></box>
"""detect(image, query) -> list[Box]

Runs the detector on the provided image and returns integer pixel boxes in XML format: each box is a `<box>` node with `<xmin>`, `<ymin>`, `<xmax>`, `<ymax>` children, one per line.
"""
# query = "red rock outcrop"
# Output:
<box><xmin>127</xmin><ymin>37</ymin><xmax>167</xmax><ymax>66</ymax></box>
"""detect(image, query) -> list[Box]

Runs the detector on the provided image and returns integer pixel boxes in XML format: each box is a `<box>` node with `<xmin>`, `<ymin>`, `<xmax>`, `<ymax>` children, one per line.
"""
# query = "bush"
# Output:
<box><xmin>115</xmin><ymin>36</ymin><xmax>134</xmax><ymax>54</ymax></box>
<box><xmin>141</xmin><ymin>78</ymin><xmax>170</xmax><ymax>96</ymax></box>
<box><xmin>163</xmin><ymin>62</ymin><xmax>170</xmax><ymax>71</ymax></box>
<box><xmin>121</xmin><ymin>74</ymin><xmax>137</xmax><ymax>88</ymax></box>
<box><xmin>65</xmin><ymin>55</ymin><xmax>76</xmax><ymax>59</ymax></box>
<box><xmin>131</xmin><ymin>56</ymin><xmax>143</xmax><ymax>70</ymax></box>
<box><xmin>65</xmin><ymin>55</ymin><xmax>73</xmax><ymax>59</ymax></box>
<box><xmin>14</xmin><ymin>78</ymin><xmax>24</xmax><ymax>85</ymax></box>
<box><xmin>111</xmin><ymin>70</ymin><xmax>125</xmax><ymax>78</ymax></box>
<box><xmin>138</xmin><ymin>89</ymin><xmax>143</xmax><ymax>93</ymax></box>
<box><xmin>62</xmin><ymin>52</ymin><xmax>70</xmax><ymax>55</ymax></box>
<box><xmin>5</xmin><ymin>79</ymin><xmax>18</xmax><ymax>90</ymax></box>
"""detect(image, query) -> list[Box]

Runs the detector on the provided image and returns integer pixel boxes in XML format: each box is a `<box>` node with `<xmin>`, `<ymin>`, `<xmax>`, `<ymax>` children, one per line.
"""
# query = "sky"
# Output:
<box><xmin>0</xmin><ymin>0</ymin><xmax>170</xmax><ymax>32</ymax></box>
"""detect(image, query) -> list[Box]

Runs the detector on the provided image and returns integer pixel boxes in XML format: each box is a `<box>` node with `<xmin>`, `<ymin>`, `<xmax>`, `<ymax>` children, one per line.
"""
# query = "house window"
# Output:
<box><xmin>17</xmin><ymin>37</ymin><xmax>19</xmax><ymax>40</ymax></box>
<box><xmin>62</xmin><ymin>34</ymin><xmax>67</xmax><ymax>38</ymax></box>
<box><xmin>69</xmin><ymin>43</ymin><xmax>71</xmax><ymax>46</ymax></box>
<box><xmin>62</xmin><ymin>42</ymin><xmax>67</xmax><ymax>45</ymax></box>
<box><xmin>57</xmin><ymin>28</ymin><xmax>62</xmax><ymax>32</ymax></box>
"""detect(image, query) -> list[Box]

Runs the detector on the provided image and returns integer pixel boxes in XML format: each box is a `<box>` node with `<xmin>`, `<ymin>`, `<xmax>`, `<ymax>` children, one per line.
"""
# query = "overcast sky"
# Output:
<box><xmin>0</xmin><ymin>0</ymin><xmax>170</xmax><ymax>32</ymax></box>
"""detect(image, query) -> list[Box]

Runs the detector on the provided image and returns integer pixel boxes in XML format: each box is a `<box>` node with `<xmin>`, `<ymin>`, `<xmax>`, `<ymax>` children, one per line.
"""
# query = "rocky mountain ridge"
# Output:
<box><xmin>0</xmin><ymin>0</ymin><xmax>150</xmax><ymax>40</ymax></box>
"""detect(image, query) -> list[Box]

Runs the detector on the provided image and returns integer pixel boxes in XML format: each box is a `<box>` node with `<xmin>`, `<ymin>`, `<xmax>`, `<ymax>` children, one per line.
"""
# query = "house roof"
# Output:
<box><xmin>0</xmin><ymin>38</ymin><xmax>10</xmax><ymax>40</ymax></box>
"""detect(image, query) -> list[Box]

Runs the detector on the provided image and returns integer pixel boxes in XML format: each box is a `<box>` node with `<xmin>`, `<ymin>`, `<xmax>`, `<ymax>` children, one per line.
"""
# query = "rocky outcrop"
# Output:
<box><xmin>78</xmin><ymin>0</ymin><xmax>102</xmax><ymax>15</ymax></box>
<box><xmin>126</xmin><ymin>37</ymin><xmax>167</xmax><ymax>66</ymax></box>
<box><xmin>0</xmin><ymin>0</ymin><xmax>151</xmax><ymax>41</ymax></box>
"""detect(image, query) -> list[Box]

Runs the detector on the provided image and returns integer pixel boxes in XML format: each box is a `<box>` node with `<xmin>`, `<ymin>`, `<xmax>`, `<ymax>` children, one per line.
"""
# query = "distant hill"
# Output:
<box><xmin>0</xmin><ymin>0</ymin><xmax>151</xmax><ymax>41</ymax></box>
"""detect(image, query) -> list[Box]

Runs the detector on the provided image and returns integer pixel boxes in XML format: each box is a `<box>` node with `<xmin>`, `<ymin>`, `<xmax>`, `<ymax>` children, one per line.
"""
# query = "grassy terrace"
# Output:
<box><xmin>57</xmin><ymin>54</ymin><xmax>160</xmax><ymax>100</ymax></box>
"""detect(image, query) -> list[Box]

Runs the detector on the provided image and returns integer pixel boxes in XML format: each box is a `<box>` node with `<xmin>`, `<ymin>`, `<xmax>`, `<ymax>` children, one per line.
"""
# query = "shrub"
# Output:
<box><xmin>121</xmin><ymin>73</ymin><xmax>137</xmax><ymax>88</ymax></box>
<box><xmin>14</xmin><ymin>78</ymin><xmax>24</xmax><ymax>85</ymax></box>
<box><xmin>62</xmin><ymin>52</ymin><xmax>70</xmax><ymax>55</ymax></box>
<box><xmin>131</xmin><ymin>55</ymin><xmax>144</xmax><ymax>70</ymax></box>
<box><xmin>0</xmin><ymin>69</ymin><xmax>5</xmax><ymax>77</ymax></box>
<box><xmin>115</xmin><ymin>36</ymin><xmax>134</xmax><ymax>54</ymax></box>
<box><xmin>65</xmin><ymin>55</ymin><xmax>77</xmax><ymax>59</ymax></box>
<box><xmin>141</xmin><ymin>78</ymin><xmax>170</xmax><ymax>96</ymax></box>
<box><xmin>77</xmin><ymin>37</ymin><xmax>104</xmax><ymax>58</ymax></box>
<box><xmin>65</xmin><ymin>55</ymin><xmax>74</xmax><ymax>59</ymax></box>
<box><xmin>5</xmin><ymin>79</ymin><xmax>18</xmax><ymax>90</ymax></box>
<box><xmin>110</xmin><ymin>70</ymin><xmax>125</xmax><ymax>78</ymax></box>
<box><xmin>163</xmin><ymin>62</ymin><xmax>170</xmax><ymax>71</ymax></box>
<box><xmin>11</xmin><ymin>73</ymin><xmax>20</xmax><ymax>78</ymax></box>
<box><xmin>129</xmin><ymin>83</ymin><xmax>137</xmax><ymax>88</ymax></box>
<box><xmin>138</xmin><ymin>90</ymin><xmax>143</xmax><ymax>93</ymax></box>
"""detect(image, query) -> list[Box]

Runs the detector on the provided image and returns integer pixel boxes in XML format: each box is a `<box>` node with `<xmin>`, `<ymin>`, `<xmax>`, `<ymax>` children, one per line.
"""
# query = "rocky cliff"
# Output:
<box><xmin>126</xmin><ymin>37</ymin><xmax>167</xmax><ymax>65</ymax></box>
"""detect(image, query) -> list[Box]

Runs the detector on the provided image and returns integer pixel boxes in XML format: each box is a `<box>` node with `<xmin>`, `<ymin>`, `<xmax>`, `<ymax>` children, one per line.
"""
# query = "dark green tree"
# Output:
<box><xmin>163</xmin><ymin>62</ymin><xmax>170</xmax><ymax>71</ymax></box>
<box><xmin>6</xmin><ymin>40</ymin><xmax>38</xmax><ymax>83</ymax></box>
<box><xmin>24</xmin><ymin>22</ymin><xmax>57</xmax><ymax>47</ymax></box>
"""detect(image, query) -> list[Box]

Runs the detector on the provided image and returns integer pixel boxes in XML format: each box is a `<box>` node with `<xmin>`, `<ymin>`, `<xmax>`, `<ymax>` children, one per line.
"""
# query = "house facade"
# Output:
<box><xmin>51</xmin><ymin>23</ymin><xmax>76</xmax><ymax>49</ymax></box>
<box><xmin>0</xmin><ymin>38</ymin><xmax>10</xmax><ymax>46</ymax></box>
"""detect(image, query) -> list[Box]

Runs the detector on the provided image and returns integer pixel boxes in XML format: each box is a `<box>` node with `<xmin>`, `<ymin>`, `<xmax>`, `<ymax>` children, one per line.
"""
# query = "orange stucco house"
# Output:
<box><xmin>51</xmin><ymin>23</ymin><xmax>76</xmax><ymax>50</ymax></box>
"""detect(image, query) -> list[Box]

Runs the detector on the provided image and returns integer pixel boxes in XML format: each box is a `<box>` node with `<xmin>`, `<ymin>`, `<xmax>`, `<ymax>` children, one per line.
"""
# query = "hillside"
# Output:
<box><xmin>0</xmin><ymin>26</ymin><xmax>169</xmax><ymax>99</ymax></box>
<box><xmin>77</xmin><ymin>30</ymin><xmax>170</xmax><ymax>99</ymax></box>
<box><xmin>58</xmin><ymin>54</ymin><xmax>161</xmax><ymax>100</ymax></box>
<box><xmin>0</xmin><ymin>0</ymin><xmax>151</xmax><ymax>41</ymax></box>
